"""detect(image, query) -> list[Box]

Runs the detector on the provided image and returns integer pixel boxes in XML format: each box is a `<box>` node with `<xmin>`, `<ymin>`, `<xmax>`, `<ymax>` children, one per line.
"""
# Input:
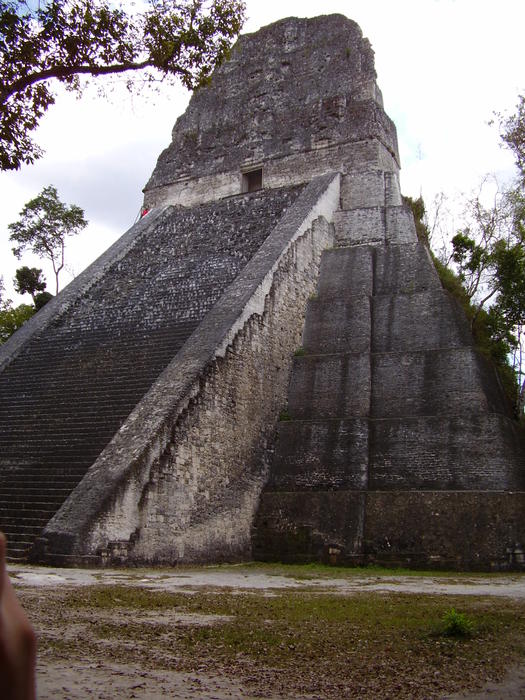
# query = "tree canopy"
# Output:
<box><xmin>0</xmin><ymin>276</ymin><xmax>8</xmax><ymax>311</ymax></box>
<box><xmin>0</xmin><ymin>269</ymin><xmax>52</xmax><ymax>344</ymax></box>
<box><xmin>9</xmin><ymin>185</ymin><xmax>88</xmax><ymax>293</ymax></box>
<box><xmin>0</xmin><ymin>0</ymin><xmax>246</xmax><ymax>169</ymax></box>
<box><xmin>0</xmin><ymin>302</ymin><xmax>35</xmax><ymax>344</ymax></box>
<box><xmin>418</xmin><ymin>94</ymin><xmax>525</xmax><ymax>414</ymax></box>
<box><xmin>14</xmin><ymin>265</ymin><xmax>47</xmax><ymax>302</ymax></box>
<box><xmin>499</xmin><ymin>94</ymin><xmax>525</xmax><ymax>185</ymax></box>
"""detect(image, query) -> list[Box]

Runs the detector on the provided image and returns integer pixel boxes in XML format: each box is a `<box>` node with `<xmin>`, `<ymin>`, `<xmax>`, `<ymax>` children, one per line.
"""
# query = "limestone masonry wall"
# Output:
<box><xmin>143</xmin><ymin>14</ymin><xmax>399</xmax><ymax>210</ymax></box>
<box><xmin>254</xmin><ymin>166</ymin><xmax>525</xmax><ymax>569</ymax></box>
<box><xmin>364</xmin><ymin>492</ymin><xmax>525</xmax><ymax>570</ymax></box>
<box><xmin>254</xmin><ymin>491</ymin><xmax>525</xmax><ymax>570</ymax></box>
<box><xmin>144</xmin><ymin>140</ymin><xmax>398</xmax><ymax>210</ymax></box>
<box><xmin>37</xmin><ymin>174</ymin><xmax>339</xmax><ymax>564</ymax></box>
<box><xmin>127</xmin><ymin>218</ymin><xmax>332</xmax><ymax>563</ymax></box>
<box><xmin>145</xmin><ymin>16</ymin><xmax>397</xmax><ymax>191</ymax></box>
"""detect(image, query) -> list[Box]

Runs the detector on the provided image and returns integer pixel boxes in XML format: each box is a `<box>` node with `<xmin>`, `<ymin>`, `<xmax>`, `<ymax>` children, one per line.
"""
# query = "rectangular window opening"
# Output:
<box><xmin>242</xmin><ymin>168</ymin><xmax>263</xmax><ymax>193</ymax></box>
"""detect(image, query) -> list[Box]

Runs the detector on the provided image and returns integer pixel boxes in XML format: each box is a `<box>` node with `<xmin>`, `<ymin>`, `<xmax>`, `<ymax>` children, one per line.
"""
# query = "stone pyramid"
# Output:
<box><xmin>0</xmin><ymin>14</ymin><xmax>523</xmax><ymax>569</ymax></box>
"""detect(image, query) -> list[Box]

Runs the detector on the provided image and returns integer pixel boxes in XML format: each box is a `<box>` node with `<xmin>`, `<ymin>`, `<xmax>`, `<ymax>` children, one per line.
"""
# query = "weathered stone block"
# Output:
<box><xmin>253</xmin><ymin>491</ymin><xmax>366</xmax><ymax>563</ymax></box>
<box><xmin>267</xmin><ymin>419</ymin><xmax>369</xmax><ymax>490</ymax></box>
<box><xmin>384</xmin><ymin>172</ymin><xmax>402</xmax><ymax>206</ymax></box>
<box><xmin>288</xmin><ymin>353</ymin><xmax>371</xmax><ymax>419</ymax></box>
<box><xmin>317</xmin><ymin>246</ymin><xmax>374</xmax><ymax>298</ymax></box>
<box><xmin>340</xmin><ymin>171</ymin><xmax>385</xmax><ymax>209</ymax></box>
<box><xmin>385</xmin><ymin>205</ymin><xmax>417</xmax><ymax>243</ymax></box>
<box><xmin>334</xmin><ymin>207</ymin><xmax>385</xmax><ymax>246</ymax></box>
<box><xmin>364</xmin><ymin>491</ymin><xmax>525</xmax><ymax>571</ymax></box>
<box><xmin>334</xmin><ymin>204</ymin><xmax>417</xmax><ymax>247</ymax></box>
<box><xmin>374</xmin><ymin>243</ymin><xmax>440</xmax><ymax>294</ymax></box>
<box><xmin>369</xmin><ymin>414</ymin><xmax>525</xmax><ymax>491</ymax></box>
<box><xmin>303</xmin><ymin>297</ymin><xmax>371</xmax><ymax>354</ymax></box>
<box><xmin>371</xmin><ymin>348</ymin><xmax>510</xmax><ymax>418</ymax></box>
<box><xmin>372</xmin><ymin>291</ymin><xmax>473</xmax><ymax>352</ymax></box>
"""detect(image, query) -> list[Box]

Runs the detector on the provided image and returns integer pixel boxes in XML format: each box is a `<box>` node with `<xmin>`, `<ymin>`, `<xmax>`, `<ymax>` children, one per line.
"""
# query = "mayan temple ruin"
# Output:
<box><xmin>1</xmin><ymin>14</ymin><xmax>524</xmax><ymax>570</ymax></box>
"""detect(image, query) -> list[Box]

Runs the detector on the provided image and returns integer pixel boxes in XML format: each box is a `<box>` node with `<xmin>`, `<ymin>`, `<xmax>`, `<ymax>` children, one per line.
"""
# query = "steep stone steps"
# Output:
<box><xmin>0</xmin><ymin>486</ymin><xmax>78</xmax><ymax>498</ymax></box>
<box><xmin>0</xmin><ymin>367</ymin><xmax>178</xmax><ymax>389</ymax></box>
<box><xmin>5</xmin><ymin>546</ymin><xmax>33</xmax><ymax>562</ymax></box>
<box><xmin>0</xmin><ymin>401</ymin><xmax>151</xmax><ymax>418</ymax></box>
<box><xmin>0</xmin><ymin>444</ymin><xmax>110</xmax><ymax>457</ymax></box>
<box><xmin>3</xmin><ymin>523</ymin><xmax>45</xmax><ymax>537</ymax></box>
<box><xmin>0</xmin><ymin>454</ymin><xmax>106</xmax><ymax>465</ymax></box>
<box><xmin>0</xmin><ymin>466</ymin><xmax>90</xmax><ymax>478</ymax></box>
<box><xmin>0</xmin><ymin>492</ymin><xmax>72</xmax><ymax>505</ymax></box>
<box><xmin>0</xmin><ymin>470</ymin><xmax>76</xmax><ymax>483</ymax></box>
<box><xmin>0</xmin><ymin>186</ymin><xmax>304</xmax><ymax>561</ymax></box>
<box><xmin>1</xmin><ymin>428</ymin><xmax>119</xmax><ymax>442</ymax></box>
<box><xmin>1</xmin><ymin>431</ymin><xmax>119</xmax><ymax>444</ymax></box>
<box><xmin>0</xmin><ymin>506</ymin><xmax>58</xmax><ymax>521</ymax></box>
<box><xmin>1</xmin><ymin>419</ymin><xmax>130</xmax><ymax>434</ymax></box>
<box><xmin>0</xmin><ymin>342</ymin><xmax>173</xmax><ymax>561</ymax></box>
<box><xmin>1</xmin><ymin>352</ymin><xmax>184</xmax><ymax>378</ymax></box>
<box><xmin>0</xmin><ymin>485</ymin><xmax>82</xmax><ymax>499</ymax></box>
<box><xmin>0</xmin><ymin>372</ymin><xmax>169</xmax><ymax>388</ymax></box>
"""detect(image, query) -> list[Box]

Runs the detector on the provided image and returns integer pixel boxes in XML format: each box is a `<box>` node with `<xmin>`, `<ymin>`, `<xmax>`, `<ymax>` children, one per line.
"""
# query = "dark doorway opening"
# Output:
<box><xmin>242</xmin><ymin>168</ymin><xmax>263</xmax><ymax>193</ymax></box>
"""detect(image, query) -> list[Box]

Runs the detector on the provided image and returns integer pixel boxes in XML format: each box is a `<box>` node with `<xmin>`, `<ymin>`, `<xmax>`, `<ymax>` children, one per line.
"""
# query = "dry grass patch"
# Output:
<box><xmin>19</xmin><ymin>584</ymin><xmax>525</xmax><ymax>699</ymax></box>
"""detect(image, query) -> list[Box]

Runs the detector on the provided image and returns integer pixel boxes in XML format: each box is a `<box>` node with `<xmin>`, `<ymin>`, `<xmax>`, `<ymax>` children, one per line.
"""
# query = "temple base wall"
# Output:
<box><xmin>253</xmin><ymin>490</ymin><xmax>525</xmax><ymax>571</ymax></box>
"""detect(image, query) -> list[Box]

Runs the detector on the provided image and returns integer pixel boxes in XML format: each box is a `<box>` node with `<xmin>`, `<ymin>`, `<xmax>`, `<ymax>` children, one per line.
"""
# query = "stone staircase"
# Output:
<box><xmin>0</xmin><ymin>185</ymin><xmax>303</xmax><ymax>561</ymax></box>
<box><xmin>0</xmin><ymin>326</ymin><xmax>197</xmax><ymax>560</ymax></box>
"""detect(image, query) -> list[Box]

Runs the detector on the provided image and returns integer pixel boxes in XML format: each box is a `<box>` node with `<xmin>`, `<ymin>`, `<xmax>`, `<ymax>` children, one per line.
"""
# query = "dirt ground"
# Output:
<box><xmin>9</xmin><ymin>563</ymin><xmax>525</xmax><ymax>699</ymax></box>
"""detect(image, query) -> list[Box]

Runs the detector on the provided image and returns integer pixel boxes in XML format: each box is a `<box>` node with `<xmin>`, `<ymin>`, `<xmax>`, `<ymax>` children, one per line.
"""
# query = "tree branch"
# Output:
<box><xmin>1</xmin><ymin>59</ymin><xmax>160</xmax><ymax>103</ymax></box>
<box><xmin>470</xmin><ymin>287</ymin><xmax>498</xmax><ymax>330</ymax></box>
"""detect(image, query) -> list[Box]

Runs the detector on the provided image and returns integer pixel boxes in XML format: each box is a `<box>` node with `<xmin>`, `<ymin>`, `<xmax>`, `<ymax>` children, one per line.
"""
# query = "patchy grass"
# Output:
<box><xmin>19</xmin><ymin>584</ymin><xmax>525</xmax><ymax>699</ymax></box>
<box><xmin>217</xmin><ymin>560</ymin><xmax>519</xmax><ymax>580</ymax></box>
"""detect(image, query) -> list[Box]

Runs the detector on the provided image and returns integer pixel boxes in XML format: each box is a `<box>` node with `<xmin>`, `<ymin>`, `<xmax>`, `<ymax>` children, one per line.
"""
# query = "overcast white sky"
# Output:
<box><xmin>1</xmin><ymin>0</ymin><xmax>524</xmax><ymax>301</ymax></box>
